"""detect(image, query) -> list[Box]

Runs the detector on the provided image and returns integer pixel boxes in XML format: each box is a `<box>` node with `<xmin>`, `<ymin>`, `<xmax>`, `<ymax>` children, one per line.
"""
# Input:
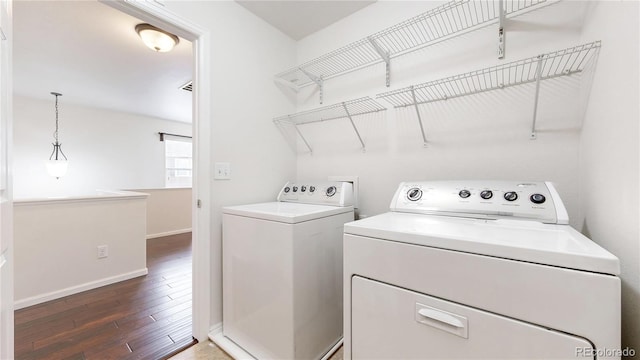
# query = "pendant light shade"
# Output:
<box><xmin>135</xmin><ymin>23</ymin><xmax>179</xmax><ymax>52</ymax></box>
<box><xmin>47</xmin><ymin>92</ymin><xmax>68</xmax><ymax>179</ymax></box>
<box><xmin>46</xmin><ymin>160</ymin><xmax>68</xmax><ymax>178</ymax></box>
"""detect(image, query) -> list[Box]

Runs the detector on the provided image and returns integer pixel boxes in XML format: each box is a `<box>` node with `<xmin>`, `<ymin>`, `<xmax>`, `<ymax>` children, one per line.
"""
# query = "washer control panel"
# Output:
<box><xmin>277</xmin><ymin>181</ymin><xmax>354</xmax><ymax>207</ymax></box>
<box><xmin>390</xmin><ymin>181</ymin><xmax>568</xmax><ymax>224</ymax></box>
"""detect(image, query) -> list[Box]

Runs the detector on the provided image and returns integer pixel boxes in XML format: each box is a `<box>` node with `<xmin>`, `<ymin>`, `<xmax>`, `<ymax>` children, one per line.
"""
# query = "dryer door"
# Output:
<box><xmin>351</xmin><ymin>276</ymin><xmax>593</xmax><ymax>359</ymax></box>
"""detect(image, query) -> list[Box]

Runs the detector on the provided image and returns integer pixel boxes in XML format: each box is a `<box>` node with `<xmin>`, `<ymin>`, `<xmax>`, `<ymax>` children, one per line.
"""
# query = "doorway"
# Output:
<box><xmin>7</xmin><ymin>0</ymin><xmax>211</xmax><ymax>358</ymax></box>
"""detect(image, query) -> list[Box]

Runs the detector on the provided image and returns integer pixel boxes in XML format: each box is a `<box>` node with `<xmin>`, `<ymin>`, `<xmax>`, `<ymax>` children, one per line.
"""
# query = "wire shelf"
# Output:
<box><xmin>376</xmin><ymin>41</ymin><xmax>601</xmax><ymax>143</ymax></box>
<box><xmin>275</xmin><ymin>0</ymin><xmax>553</xmax><ymax>90</ymax></box>
<box><xmin>273</xmin><ymin>97</ymin><xmax>387</xmax><ymax>153</ymax></box>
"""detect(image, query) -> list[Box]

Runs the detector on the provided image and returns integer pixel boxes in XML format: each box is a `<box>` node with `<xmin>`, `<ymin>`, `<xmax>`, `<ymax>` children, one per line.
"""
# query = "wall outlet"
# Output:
<box><xmin>97</xmin><ymin>245</ymin><xmax>108</xmax><ymax>259</ymax></box>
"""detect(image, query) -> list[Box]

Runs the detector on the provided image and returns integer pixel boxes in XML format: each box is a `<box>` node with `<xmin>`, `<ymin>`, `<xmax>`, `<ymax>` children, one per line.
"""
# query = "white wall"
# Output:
<box><xmin>294</xmin><ymin>1</ymin><xmax>587</xmax><ymax>226</ymax></box>
<box><xmin>13</xmin><ymin>95</ymin><xmax>192</xmax><ymax>199</ymax></box>
<box><xmin>14</xmin><ymin>192</ymin><xmax>148</xmax><ymax>308</ymax></box>
<box><xmin>578</xmin><ymin>1</ymin><xmax>640</xmax><ymax>352</ymax></box>
<box><xmin>132</xmin><ymin>187</ymin><xmax>192</xmax><ymax>238</ymax></box>
<box><xmin>162</xmin><ymin>1</ymin><xmax>297</xmax><ymax>327</ymax></box>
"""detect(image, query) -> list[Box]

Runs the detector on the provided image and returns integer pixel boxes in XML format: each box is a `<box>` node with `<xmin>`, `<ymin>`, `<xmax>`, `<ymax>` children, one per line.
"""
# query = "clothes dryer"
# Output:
<box><xmin>343</xmin><ymin>181</ymin><xmax>620</xmax><ymax>360</ymax></box>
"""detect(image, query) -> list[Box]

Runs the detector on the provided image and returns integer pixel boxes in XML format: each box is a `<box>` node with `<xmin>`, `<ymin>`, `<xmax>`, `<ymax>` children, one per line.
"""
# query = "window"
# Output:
<box><xmin>165</xmin><ymin>137</ymin><xmax>192</xmax><ymax>188</ymax></box>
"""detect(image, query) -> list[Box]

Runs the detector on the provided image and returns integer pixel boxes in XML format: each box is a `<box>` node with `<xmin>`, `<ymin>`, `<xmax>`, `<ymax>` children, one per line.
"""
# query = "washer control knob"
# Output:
<box><xmin>309</xmin><ymin>186</ymin><xmax>316</xmax><ymax>193</ymax></box>
<box><xmin>530</xmin><ymin>193</ymin><xmax>546</xmax><ymax>204</ymax></box>
<box><xmin>480</xmin><ymin>190</ymin><xmax>493</xmax><ymax>200</ymax></box>
<box><xmin>504</xmin><ymin>191</ymin><xmax>518</xmax><ymax>202</ymax></box>
<box><xmin>292</xmin><ymin>186</ymin><xmax>298</xmax><ymax>193</ymax></box>
<box><xmin>326</xmin><ymin>186</ymin><xmax>337</xmax><ymax>197</ymax></box>
<box><xmin>459</xmin><ymin>190</ymin><xmax>471</xmax><ymax>199</ymax></box>
<box><xmin>406</xmin><ymin>188</ymin><xmax>423</xmax><ymax>202</ymax></box>
<box><xmin>301</xmin><ymin>185</ymin><xmax>307</xmax><ymax>192</ymax></box>
<box><xmin>284</xmin><ymin>187</ymin><xmax>291</xmax><ymax>193</ymax></box>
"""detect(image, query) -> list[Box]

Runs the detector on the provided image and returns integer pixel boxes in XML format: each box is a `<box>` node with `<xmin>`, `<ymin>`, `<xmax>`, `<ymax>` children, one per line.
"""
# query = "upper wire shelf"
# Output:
<box><xmin>274</xmin><ymin>96</ymin><xmax>387</xmax><ymax>153</ymax></box>
<box><xmin>275</xmin><ymin>0</ymin><xmax>555</xmax><ymax>101</ymax></box>
<box><xmin>376</xmin><ymin>41</ymin><xmax>601</xmax><ymax>143</ymax></box>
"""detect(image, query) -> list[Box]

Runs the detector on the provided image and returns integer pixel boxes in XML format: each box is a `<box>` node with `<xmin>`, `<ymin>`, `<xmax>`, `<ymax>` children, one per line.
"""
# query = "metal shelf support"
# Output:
<box><xmin>530</xmin><ymin>55</ymin><xmax>545</xmax><ymax>140</ymax></box>
<box><xmin>498</xmin><ymin>0</ymin><xmax>506</xmax><ymax>59</ymax></box>
<box><xmin>290</xmin><ymin>116</ymin><xmax>314</xmax><ymax>154</ymax></box>
<box><xmin>410</xmin><ymin>87</ymin><xmax>428</xmax><ymax>147</ymax></box>
<box><xmin>299</xmin><ymin>68</ymin><xmax>324</xmax><ymax>104</ymax></box>
<box><xmin>342</xmin><ymin>102</ymin><xmax>366</xmax><ymax>151</ymax></box>
<box><xmin>368</xmin><ymin>37</ymin><xmax>391</xmax><ymax>87</ymax></box>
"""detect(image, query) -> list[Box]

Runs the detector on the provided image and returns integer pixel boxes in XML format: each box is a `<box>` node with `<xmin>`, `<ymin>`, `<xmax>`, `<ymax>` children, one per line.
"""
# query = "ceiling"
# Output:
<box><xmin>13</xmin><ymin>1</ymin><xmax>375</xmax><ymax>124</ymax></box>
<box><xmin>13</xmin><ymin>1</ymin><xmax>193</xmax><ymax>124</ymax></box>
<box><xmin>236</xmin><ymin>1</ymin><xmax>375</xmax><ymax>40</ymax></box>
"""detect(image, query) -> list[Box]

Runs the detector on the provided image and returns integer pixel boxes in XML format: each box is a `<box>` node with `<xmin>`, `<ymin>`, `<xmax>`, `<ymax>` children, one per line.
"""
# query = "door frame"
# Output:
<box><xmin>100</xmin><ymin>0</ymin><xmax>212</xmax><ymax>341</ymax></box>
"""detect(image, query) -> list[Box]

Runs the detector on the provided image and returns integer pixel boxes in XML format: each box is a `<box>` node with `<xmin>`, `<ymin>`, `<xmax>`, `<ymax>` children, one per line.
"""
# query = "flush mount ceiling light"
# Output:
<box><xmin>135</xmin><ymin>23</ymin><xmax>179</xmax><ymax>52</ymax></box>
<box><xmin>46</xmin><ymin>92</ymin><xmax>68</xmax><ymax>179</ymax></box>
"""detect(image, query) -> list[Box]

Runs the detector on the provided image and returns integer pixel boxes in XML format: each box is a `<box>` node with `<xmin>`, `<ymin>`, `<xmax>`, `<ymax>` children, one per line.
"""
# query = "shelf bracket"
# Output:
<box><xmin>299</xmin><ymin>68</ymin><xmax>324</xmax><ymax>104</ymax></box>
<box><xmin>410</xmin><ymin>86</ymin><xmax>428</xmax><ymax>147</ymax></box>
<box><xmin>368</xmin><ymin>37</ymin><xmax>391</xmax><ymax>87</ymax></box>
<box><xmin>342</xmin><ymin>103</ymin><xmax>366</xmax><ymax>152</ymax></box>
<box><xmin>498</xmin><ymin>0</ymin><xmax>505</xmax><ymax>59</ymax></box>
<box><xmin>290</xmin><ymin>116</ymin><xmax>313</xmax><ymax>154</ymax></box>
<box><xmin>530</xmin><ymin>55</ymin><xmax>545</xmax><ymax>140</ymax></box>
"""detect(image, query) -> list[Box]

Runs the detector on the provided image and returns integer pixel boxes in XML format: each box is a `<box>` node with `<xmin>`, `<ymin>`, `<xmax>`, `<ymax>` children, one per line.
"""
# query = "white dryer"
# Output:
<box><xmin>218</xmin><ymin>181</ymin><xmax>354</xmax><ymax>360</ymax></box>
<box><xmin>343</xmin><ymin>181</ymin><xmax>620</xmax><ymax>360</ymax></box>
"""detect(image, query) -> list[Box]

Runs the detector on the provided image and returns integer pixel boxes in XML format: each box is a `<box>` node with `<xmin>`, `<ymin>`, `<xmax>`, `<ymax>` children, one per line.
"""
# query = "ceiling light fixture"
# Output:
<box><xmin>46</xmin><ymin>92</ymin><xmax>68</xmax><ymax>179</ymax></box>
<box><xmin>135</xmin><ymin>23</ymin><xmax>179</xmax><ymax>52</ymax></box>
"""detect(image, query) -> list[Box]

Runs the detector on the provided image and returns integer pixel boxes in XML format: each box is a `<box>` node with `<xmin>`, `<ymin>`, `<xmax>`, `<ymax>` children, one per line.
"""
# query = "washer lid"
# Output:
<box><xmin>344</xmin><ymin>212</ymin><xmax>620</xmax><ymax>275</ymax></box>
<box><xmin>223</xmin><ymin>202</ymin><xmax>353</xmax><ymax>224</ymax></box>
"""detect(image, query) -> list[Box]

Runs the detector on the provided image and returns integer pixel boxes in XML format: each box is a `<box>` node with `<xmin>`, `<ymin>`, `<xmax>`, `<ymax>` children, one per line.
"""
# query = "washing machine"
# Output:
<box><xmin>219</xmin><ymin>181</ymin><xmax>354</xmax><ymax>360</ymax></box>
<box><xmin>343</xmin><ymin>181</ymin><xmax>621</xmax><ymax>360</ymax></box>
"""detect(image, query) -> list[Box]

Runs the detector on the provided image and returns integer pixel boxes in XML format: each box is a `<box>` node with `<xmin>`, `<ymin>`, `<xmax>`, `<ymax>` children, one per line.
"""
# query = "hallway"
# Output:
<box><xmin>14</xmin><ymin>233</ymin><xmax>194</xmax><ymax>359</ymax></box>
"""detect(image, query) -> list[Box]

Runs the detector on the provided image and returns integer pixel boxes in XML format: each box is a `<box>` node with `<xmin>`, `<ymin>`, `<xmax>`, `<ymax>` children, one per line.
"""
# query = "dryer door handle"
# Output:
<box><xmin>417</xmin><ymin>308</ymin><xmax>464</xmax><ymax>328</ymax></box>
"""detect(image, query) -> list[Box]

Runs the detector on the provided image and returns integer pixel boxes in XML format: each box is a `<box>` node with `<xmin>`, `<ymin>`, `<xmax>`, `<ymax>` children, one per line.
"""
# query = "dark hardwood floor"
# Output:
<box><xmin>15</xmin><ymin>233</ymin><xmax>195</xmax><ymax>360</ymax></box>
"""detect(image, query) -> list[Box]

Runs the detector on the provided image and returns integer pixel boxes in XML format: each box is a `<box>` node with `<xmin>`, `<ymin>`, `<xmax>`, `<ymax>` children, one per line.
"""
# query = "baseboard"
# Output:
<box><xmin>147</xmin><ymin>228</ymin><xmax>192</xmax><ymax>239</ymax></box>
<box><xmin>209</xmin><ymin>325</ymin><xmax>256</xmax><ymax>360</ymax></box>
<box><xmin>14</xmin><ymin>268</ymin><xmax>148</xmax><ymax>309</ymax></box>
<box><xmin>208</xmin><ymin>323</ymin><xmax>342</xmax><ymax>360</ymax></box>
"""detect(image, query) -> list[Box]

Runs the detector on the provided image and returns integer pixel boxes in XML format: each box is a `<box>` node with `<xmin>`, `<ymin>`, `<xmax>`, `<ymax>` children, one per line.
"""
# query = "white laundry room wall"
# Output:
<box><xmin>293</xmin><ymin>1</ymin><xmax>588</xmax><ymax>226</ymax></box>
<box><xmin>161</xmin><ymin>1</ymin><xmax>297</xmax><ymax>329</ymax></box>
<box><xmin>292</xmin><ymin>0</ymin><xmax>639</xmax><ymax>352</ymax></box>
<box><xmin>13</xmin><ymin>95</ymin><xmax>192</xmax><ymax>199</ymax></box>
<box><xmin>578</xmin><ymin>1</ymin><xmax>640</xmax><ymax>353</ymax></box>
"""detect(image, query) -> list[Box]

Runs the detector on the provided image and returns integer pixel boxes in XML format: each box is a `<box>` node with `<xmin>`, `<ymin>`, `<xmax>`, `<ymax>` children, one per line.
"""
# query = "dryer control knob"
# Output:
<box><xmin>301</xmin><ymin>186</ymin><xmax>307</xmax><ymax>192</ymax></box>
<box><xmin>284</xmin><ymin>187</ymin><xmax>291</xmax><ymax>193</ymax></box>
<box><xmin>530</xmin><ymin>193</ymin><xmax>546</xmax><ymax>204</ymax></box>
<box><xmin>459</xmin><ymin>190</ymin><xmax>471</xmax><ymax>199</ymax></box>
<box><xmin>292</xmin><ymin>186</ymin><xmax>298</xmax><ymax>192</ymax></box>
<box><xmin>504</xmin><ymin>191</ymin><xmax>518</xmax><ymax>202</ymax></box>
<box><xmin>480</xmin><ymin>190</ymin><xmax>493</xmax><ymax>200</ymax></box>
<box><xmin>326</xmin><ymin>186</ymin><xmax>337</xmax><ymax>197</ymax></box>
<box><xmin>407</xmin><ymin>188</ymin><xmax>423</xmax><ymax>201</ymax></box>
<box><xmin>309</xmin><ymin>186</ymin><xmax>316</xmax><ymax>193</ymax></box>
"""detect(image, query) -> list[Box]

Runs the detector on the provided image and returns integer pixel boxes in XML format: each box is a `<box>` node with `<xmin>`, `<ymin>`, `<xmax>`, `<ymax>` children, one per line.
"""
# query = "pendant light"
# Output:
<box><xmin>135</xmin><ymin>23</ymin><xmax>179</xmax><ymax>52</ymax></box>
<box><xmin>46</xmin><ymin>92</ymin><xmax>68</xmax><ymax>179</ymax></box>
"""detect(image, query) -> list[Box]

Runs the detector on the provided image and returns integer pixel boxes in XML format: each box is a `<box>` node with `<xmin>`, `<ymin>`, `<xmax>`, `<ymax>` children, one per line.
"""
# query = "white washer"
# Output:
<box><xmin>219</xmin><ymin>181</ymin><xmax>354</xmax><ymax>360</ymax></box>
<box><xmin>343</xmin><ymin>181</ymin><xmax>621</xmax><ymax>360</ymax></box>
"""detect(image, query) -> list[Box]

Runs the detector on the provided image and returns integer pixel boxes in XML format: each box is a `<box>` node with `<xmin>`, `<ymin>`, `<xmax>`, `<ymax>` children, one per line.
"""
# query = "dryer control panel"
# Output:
<box><xmin>277</xmin><ymin>181</ymin><xmax>354</xmax><ymax>207</ymax></box>
<box><xmin>390</xmin><ymin>181</ymin><xmax>568</xmax><ymax>224</ymax></box>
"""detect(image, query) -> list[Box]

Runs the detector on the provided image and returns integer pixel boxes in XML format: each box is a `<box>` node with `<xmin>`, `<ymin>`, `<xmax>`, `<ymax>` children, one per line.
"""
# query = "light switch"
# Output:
<box><xmin>214</xmin><ymin>162</ymin><xmax>231</xmax><ymax>180</ymax></box>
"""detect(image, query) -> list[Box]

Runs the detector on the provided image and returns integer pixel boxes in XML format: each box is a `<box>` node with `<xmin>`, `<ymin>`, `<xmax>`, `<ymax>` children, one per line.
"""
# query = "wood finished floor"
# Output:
<box><xmin>14</xmin><ymin>233</ymin><xmax>195</xmax><ymax>360</ymax></box>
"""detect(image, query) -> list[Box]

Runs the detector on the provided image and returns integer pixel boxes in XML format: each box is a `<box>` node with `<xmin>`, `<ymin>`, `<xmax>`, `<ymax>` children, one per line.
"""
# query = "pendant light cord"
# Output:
<box><xmin>49</xmin><ymin>92</ymin><xmax>67</xmax><ymax>161</ymax></box>
<box><xmin>53</xmin><ymin>93</ymin><xmax>59</xmax><ymax>143</ymax></box>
